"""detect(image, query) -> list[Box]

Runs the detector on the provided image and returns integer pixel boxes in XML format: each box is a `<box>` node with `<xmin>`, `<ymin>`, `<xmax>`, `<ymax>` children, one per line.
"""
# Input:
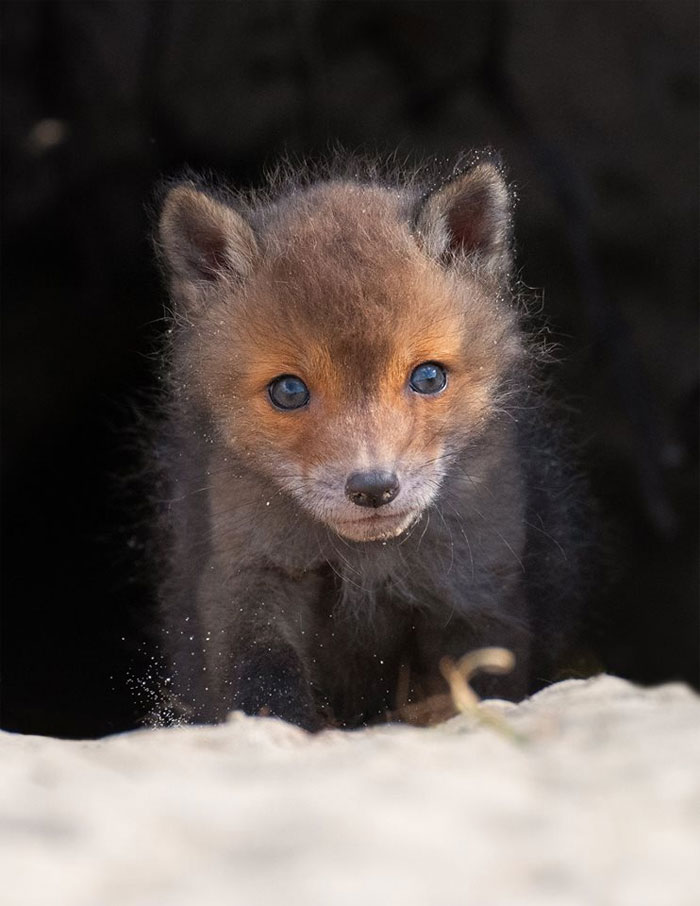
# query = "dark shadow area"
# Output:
<box><xmin>2</xmin><ymin>0</ymin><xmax>698</xmax><ymax>737</ymax></box>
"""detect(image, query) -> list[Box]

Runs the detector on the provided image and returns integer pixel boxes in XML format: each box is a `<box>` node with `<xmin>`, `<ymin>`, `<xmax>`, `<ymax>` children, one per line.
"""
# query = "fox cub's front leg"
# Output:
<box><xmin>197</xmin><ymin>565</ymin><xmax>322</xmax><ymax>731</ymax></box>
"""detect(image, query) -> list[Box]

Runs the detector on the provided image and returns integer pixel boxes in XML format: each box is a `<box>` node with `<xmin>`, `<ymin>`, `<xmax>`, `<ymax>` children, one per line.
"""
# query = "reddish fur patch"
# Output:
<box><xmin>172</xmin><ymin>181</ymin><xmax>520</xmax><ymax>489</ymax></box>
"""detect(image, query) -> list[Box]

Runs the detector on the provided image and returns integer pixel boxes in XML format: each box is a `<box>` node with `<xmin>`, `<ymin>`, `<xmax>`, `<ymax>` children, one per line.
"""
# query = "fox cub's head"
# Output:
<box><xmin>157</xmin><ymin>159</ymin><xmax>523</xmax><ymax>542</ymax></box>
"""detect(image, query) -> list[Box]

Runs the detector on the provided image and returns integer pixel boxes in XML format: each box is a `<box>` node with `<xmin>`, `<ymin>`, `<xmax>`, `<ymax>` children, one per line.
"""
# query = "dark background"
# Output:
<box><xmin>2</xmin><ymin>0</ymin><xmax>698</xmax><ymax>738</ymax></box>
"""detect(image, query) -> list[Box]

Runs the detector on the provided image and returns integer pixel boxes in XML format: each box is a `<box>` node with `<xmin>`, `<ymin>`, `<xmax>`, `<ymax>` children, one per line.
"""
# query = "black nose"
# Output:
<box><xmin>345</xmin><ymin>471</ymin><xmax>400</xmax><ymax>508</ymax></box>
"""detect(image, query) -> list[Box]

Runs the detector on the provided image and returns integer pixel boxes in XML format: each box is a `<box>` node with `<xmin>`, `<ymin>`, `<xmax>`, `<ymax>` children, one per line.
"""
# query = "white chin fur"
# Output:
<box><xmin>330</xmin><ymin>510</ymin><xmax>420</xmax><ymax>543</ymax></box>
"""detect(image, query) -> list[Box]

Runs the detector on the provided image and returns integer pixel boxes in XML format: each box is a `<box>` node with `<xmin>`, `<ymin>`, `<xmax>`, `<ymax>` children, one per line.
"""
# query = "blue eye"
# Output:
<box><xmin>409</xmin><ymin>362</ymin><xmax>447</xmax><ymax>395</ymax></box>
<box><xmin>268</xmin><ymin>375</ymin><xmax>310</xmax><ymax>410</ymax></box>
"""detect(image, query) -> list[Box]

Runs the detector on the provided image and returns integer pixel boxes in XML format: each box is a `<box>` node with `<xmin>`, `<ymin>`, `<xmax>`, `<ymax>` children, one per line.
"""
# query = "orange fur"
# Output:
<box><xmin>169</xmin><ymin>182</ymin><xmax>521</xmax><ymax>505</ymax></box>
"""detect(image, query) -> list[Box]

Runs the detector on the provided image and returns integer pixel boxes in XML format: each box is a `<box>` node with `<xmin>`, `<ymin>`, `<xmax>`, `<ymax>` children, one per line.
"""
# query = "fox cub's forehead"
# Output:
<box><xmin>261</xmin><ymin>181</ymin><xmax>413</xmax><ymax>249</ymax></box>
<box><xmin>253</xmin><ymin>182</ymin><xmax>451</xmax><ymax>325</ymax></box>
<box><xmin>223</xmin><ymin>183</ymin><xmax>468</xmax><ymax>375</ymax></box>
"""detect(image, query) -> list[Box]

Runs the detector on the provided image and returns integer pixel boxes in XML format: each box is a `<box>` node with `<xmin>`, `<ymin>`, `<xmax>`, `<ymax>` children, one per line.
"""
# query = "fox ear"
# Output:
<box><xmin>414</xmin><ymin>161</ymin><xmax>511</xmax><ymax>275</ymax></box>
<box><xmin>158</xmin><ymin>184</ymin><xmax>258</xmax><ymax>305</ymax></box>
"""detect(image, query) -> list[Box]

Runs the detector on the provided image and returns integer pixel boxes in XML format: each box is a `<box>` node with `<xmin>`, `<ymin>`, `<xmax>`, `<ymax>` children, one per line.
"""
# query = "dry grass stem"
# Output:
<box><xmin>389</xmin><ymin>647</ymin><xmax>525</xmax><ymax>742</ymax></box>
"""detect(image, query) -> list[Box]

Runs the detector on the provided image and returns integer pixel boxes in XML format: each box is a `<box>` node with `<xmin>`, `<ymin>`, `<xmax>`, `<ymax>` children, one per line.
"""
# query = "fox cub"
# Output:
<box><xmin>153</xmin><ymin>154</ymin><xmax>591</xmax><ymax>730</ymax></box>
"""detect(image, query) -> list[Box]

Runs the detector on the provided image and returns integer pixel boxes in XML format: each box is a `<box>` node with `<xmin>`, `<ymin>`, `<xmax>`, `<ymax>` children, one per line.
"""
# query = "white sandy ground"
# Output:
<box><xmin>1</xmin><ymin>675</ymin><xmax>699</xmax><ymax>906</ymax></box>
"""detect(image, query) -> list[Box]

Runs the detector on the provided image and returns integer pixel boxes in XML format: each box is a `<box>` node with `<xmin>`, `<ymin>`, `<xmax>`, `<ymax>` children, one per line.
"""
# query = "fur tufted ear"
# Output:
<box><xmin>414</xmin><ymin>161</ymin><xmax>512</xmax><ymax>276</ymax></box>
<box><xmin>158</xmin><ymin>184</ymin><xmax>258</xmax><ymax>306</ymax></box>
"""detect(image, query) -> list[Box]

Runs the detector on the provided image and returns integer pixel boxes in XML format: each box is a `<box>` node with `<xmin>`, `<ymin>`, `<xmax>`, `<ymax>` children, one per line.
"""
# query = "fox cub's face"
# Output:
<box><xmin>159</xmin><ymin>163</ymin><xmax>521</xmax><ymax>541</ymax></box>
